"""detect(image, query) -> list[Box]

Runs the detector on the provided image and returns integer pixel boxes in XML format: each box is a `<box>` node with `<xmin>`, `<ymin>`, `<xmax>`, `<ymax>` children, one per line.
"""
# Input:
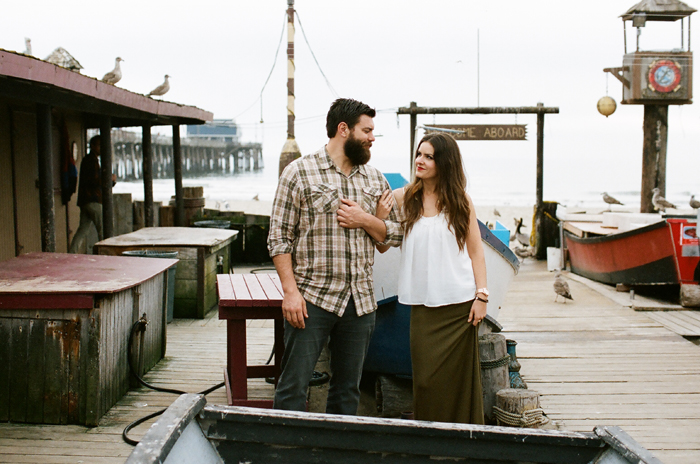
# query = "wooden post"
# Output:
<box><xmin>142</xmin><ymin>125</ymin><xmax>154</xmax><ymax>228</ymax></box>
<box><xmin>173</xmin><ymin>125</ymin><xmax>185</xmax><ymax>227</ymax></box>
<box><xmin>640</xmin><ymin>105</ymin><xmax>668</xmax><ymax>213</ymax></box>
<box><xmin>409</xmin><ymin>101</ymin><xmax>417</xmax><ymax>178</ymax></box>
<box><xmin>36</xmin><ymin>104</ymin><xmax>56</xmax><ymax>252</ymax></box>
<box><xmin>100</xmin><ymin>117</ymin><xmax>114</xmax><ymax>240</ymax></box>
<box><xmin>534</xmin><ymin>103</ymin><xmax>546</xmax><ymax>259</ymax></box>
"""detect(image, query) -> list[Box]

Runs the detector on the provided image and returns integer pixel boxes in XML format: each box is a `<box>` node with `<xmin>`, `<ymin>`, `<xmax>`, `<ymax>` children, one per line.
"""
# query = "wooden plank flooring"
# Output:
<box><xmin>646</xmin><ymin>310</ymin><xmax>700</xmax><ymax>337</ymax></box>
<box><xmin>2</xmin><ymin>261</ymin><xmax>699</xmax><ymax>463</ymax></box>
<box><xmin>499</xmin><ymin>259</ymin><xmax>700</xmax><ymax>464</ymax></box>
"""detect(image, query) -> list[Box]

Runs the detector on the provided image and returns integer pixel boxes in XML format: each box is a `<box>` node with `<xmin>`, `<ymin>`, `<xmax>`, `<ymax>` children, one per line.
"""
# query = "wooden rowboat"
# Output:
<box><xmin>565</xmin><ymin>216</ymin><xmax>700</xmax><ymax>287</ymax></box>
<box><xmin>125</xmin><ymin>393</ymin><xmax>662</xmax><ymax>464</ymax></box>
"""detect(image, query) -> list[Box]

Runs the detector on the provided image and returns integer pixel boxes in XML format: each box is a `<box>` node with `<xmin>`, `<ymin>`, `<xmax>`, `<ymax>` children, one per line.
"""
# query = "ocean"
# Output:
<box><xmin>112</xmin><ymin>153</ymin><xmax>699</xmax><ymax>213</ymax></box>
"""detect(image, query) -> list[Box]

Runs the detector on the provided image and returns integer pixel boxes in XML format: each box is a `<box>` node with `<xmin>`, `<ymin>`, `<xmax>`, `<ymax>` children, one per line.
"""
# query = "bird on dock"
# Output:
<box><xmin>23</xmin><ymin>38</ymin><xmax>32</xmax><ymax>56</ymax></box>
<box><xmin>602</xmin><ymin>192</ymin><xmax>623</xmax><ymax>210</ymax></box>
<box><xmin>553</xmin><ymin>272</ymin><xmax>573</xmax><ymax>303</ymax></box>
<box><xmin>493</xmin><ymin>208</ymin><xmax>501</xmax><ymax>218</ymax></box>
<box><xmin>651</xmin><ymin>188</ymin><xmax>677</xmax><ymax>212</ymax></box>
<box><xmin>690</xmin><ymin>195</ymin><xmax>700</xmax><ymax>210</ymax></box>
<box><xmin>148</xmin><ymin>75</ymin><xmax>170</xmax><ymax>97</ymax></box>
<box><xmin>513</xmin><ymin>218</ymin><xmax>529</xmax><ymax>247</ymax></box>
<box><xmin>514</xmin><ymin>246</ymin><xmax>534</xmax><ymax>261</ymax></box>
<box><xmin>101</xmin><ymin>57</ymin><xmax>123</xmax><ymax>85</ymax></box>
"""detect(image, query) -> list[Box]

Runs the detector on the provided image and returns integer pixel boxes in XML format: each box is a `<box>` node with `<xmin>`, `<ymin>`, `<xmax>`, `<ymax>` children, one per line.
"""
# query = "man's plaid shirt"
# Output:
<box><xmin>268</xmin><ymin>146</ymin><xmax>403</xmax><ymax>316</ymax></box>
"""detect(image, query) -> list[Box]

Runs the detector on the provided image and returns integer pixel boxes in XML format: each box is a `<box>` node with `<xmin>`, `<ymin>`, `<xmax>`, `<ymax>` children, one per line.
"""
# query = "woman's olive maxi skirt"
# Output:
<box><xmin>410</xmin><ymin>300</ymin><xmax>485</xmax><ymax>424</ymax></box>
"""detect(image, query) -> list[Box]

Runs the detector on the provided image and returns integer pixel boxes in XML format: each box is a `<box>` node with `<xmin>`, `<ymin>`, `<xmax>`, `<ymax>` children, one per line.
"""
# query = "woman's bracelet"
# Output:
<box><xmin>476</xmin><ymin>296</ymin><xmax>488</xmax><ymax>303</ymax></box>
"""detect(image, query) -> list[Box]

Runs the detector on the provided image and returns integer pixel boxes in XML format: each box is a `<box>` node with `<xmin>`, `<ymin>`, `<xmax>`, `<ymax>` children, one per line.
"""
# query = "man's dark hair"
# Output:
<box><xmin>89</xmin><ymin>135</ymin><xmax>101</xmax><ymax>150</ymax></box>
<box><xmin>326</xmin><ymin>98</ymin><xmax>376</xmax><ymax>138</ymax></box>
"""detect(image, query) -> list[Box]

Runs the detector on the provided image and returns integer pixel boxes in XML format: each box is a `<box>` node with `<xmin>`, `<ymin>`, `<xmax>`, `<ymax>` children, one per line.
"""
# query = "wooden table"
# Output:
<box><xmin>95</xmin><ymin>227</ymin><xmax>238</xmax><ymax>318</ymax></box>
<box><xmin>217</xmin><ymin>273</ymin><xmax>284</xmax><ymax>407</ymax></box>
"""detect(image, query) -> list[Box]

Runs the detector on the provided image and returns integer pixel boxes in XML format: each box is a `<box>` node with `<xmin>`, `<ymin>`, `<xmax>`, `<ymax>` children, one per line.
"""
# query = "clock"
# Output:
<box><xmin>648</xmin><ymin>59</ymin><xmax>682</xmax><ymax>93</ymax></box>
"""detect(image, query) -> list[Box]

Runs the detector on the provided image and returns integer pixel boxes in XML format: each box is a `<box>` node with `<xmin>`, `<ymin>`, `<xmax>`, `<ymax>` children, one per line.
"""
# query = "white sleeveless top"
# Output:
<box><xmin>397</xmin><ymin>212</ymin><xmax>477</xmax><ymax>307</ymax></box>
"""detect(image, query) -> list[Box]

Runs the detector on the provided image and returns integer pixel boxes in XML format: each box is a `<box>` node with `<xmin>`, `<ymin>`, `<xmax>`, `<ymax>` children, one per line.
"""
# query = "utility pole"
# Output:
<box><xmin>278</xmin><ymin>0</ymin><xmax>301</xmax><ymax>177</ymax></box>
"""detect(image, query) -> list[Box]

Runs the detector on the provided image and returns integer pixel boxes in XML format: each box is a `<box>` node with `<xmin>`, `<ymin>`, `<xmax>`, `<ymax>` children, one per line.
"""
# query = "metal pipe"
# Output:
<box><xmin>36</xmin><ymin>104</ymin><xmax>56</xmax><ymax>252</ymax></box>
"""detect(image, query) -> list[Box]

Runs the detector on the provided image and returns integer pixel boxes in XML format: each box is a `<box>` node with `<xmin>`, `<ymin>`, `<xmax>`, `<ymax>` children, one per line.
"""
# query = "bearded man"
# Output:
<box><xmin>268</xmin><ymin>98</ymin><xmax>402</xmax><ymax>414</ymax></box>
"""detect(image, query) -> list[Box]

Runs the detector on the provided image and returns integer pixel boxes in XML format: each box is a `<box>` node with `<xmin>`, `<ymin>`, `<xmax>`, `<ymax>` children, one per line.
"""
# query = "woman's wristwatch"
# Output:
<box><xmin>476</xmin><ymin>288</ymin><xmax>489</xmax><ymax>303</ymax></box>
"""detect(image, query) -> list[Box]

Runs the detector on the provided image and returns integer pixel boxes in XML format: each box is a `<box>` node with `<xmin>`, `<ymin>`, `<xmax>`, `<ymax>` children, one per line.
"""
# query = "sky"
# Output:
<box><xmin>2</xmin><ymin>0</ymin><xmax>699</xmax><ymax>205</ymax></box>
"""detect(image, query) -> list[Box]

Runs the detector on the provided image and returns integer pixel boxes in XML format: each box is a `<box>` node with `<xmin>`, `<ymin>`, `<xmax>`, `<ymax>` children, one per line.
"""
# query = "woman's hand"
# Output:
<box><xmin>468</xmin><ymin>299</ymin><xmax>487</xmax><ymax>326</ymax></box>
<box><xmin>375</xmin><ymin>189</ymin><xmax>393</xmax><ymax>220</ymax></box>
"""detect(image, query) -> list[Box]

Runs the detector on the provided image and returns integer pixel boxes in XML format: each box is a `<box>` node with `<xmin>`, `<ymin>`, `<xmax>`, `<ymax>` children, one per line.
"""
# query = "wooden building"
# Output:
<box><xmin>0</xmin><ymin>49</ymin><xmax>213</xmax><ymax>262</ymax></box>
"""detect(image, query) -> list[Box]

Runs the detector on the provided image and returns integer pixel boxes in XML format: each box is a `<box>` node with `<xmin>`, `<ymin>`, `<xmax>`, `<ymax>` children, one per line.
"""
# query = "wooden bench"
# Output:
<box><xmin>217</xmin><ymin>273</ymin><xmax>284</xmax><ymax>407</ymax></box>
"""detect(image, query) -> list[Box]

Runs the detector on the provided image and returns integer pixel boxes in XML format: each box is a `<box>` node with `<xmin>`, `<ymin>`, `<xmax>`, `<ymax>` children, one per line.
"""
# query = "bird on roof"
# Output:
<box><xmin>602</xmin><ymin>192</ymin><xmax>623</xmax><ymax>210</ymax></box>
<box><xmin>148</xmin><ymin>75</ymin><xmax>170</xmax><ymax>97</ymax></box>
<box><xmin>493</xmin><ymin>208</ymin><xmax>501</xmax><ymax>218</ymax></box>
<box><xmin>553</xmin><ymin>272</ymin><xmax>573</xmax><ymax>303</ymax></box>
<box><xmin>690</xmin><ymin>195</ymin><xmax>700</xmax><ymax>210</ymax></box>
<box><xmin>23</xmin><ymin>38</ymin><xmax>32</xmax><ymax>56</ymax></box>
<box><xmin>252</xmin><ymin>194</ymin><xmax>260</xmax><ymax>201</ymax></box>
<box><xmin>101</xmin><ymin>57</ymin><xmax>123</xmax><ymax>85</ymax></box>
<box><xmin>652</xmin><ymin>188</ymin><xmax>676</xmax><ymax>212</ymax></box>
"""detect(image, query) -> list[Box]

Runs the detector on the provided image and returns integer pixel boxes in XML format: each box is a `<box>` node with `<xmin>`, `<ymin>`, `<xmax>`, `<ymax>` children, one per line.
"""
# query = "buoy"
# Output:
<box><xmin>597</xmin><ymin>96</ymin><xmax>617</xmax><ymax>117</ymax></box>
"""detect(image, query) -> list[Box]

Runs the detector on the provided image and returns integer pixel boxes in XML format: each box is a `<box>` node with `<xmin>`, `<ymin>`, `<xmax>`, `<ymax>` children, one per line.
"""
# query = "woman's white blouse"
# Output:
<box><xmin>397</xmin><ymin>212</ymin><xmax>477</xmax><ymax>307</ymax></box>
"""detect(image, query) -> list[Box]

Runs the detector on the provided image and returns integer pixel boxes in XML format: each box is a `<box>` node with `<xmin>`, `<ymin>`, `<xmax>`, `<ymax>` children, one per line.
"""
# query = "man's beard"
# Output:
<box><xmin>344</xmin><ymin>132</ymin><xmax>371</xmax><ymax>166</ymax></box>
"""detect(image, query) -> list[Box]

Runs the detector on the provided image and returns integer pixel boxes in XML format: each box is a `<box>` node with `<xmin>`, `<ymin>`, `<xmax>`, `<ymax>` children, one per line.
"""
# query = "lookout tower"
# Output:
<box><xmin>605</xmin><ymin>0</ymin><xmax>696</xmax><ymax>212</ymax></box>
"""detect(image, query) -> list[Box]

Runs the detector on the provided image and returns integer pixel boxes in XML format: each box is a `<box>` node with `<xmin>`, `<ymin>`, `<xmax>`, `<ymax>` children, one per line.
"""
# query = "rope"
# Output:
<box><xmin>479</xmin><ymin>354</ymin><xmax>511</xmax><ymax>370</ymax></box>
<box><xmin>493</xmin><ymin>406</ymin><xmax>546</xmax><ymax>428</ymax></box>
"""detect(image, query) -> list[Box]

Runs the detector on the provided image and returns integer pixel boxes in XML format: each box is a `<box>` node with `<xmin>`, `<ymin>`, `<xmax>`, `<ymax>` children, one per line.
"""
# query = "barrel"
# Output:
<box><xmin>479</xmin><ymin>333</ymin><xmax>510</xmax><ymax>424</ymax></box>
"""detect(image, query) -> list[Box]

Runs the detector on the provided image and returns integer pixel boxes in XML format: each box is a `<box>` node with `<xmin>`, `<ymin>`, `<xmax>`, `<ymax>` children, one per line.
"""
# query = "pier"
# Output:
<box><xmin>0</xmin><ymin>262</ymin><xmax>698</xmax><ymax>463</ymax></box>
<box><xmin>110</xmin><ymin>129</ymin><xmax>263</xmax><ymax>181</ymax></box>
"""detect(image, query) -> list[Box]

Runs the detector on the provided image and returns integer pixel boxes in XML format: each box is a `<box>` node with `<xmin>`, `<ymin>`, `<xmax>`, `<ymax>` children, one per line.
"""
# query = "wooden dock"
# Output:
<box><xmin>499</xmin><ymin>260</ymin><xmax>700</xmax><ymax>464</ymax></box>
<box><xmin>1</xmin><ymin>261</ymin><xmax>699</xmax><ymax>463</ymax></box>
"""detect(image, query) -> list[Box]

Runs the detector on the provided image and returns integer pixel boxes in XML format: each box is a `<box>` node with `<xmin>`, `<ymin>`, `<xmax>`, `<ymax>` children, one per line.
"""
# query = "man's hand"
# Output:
<box><xmin>337</xmin><ymin>198</ymin><xmax>368</xmax><ymax>229</ymax></box>
<box><xmin>282</xmin><ymin>287</ymin><xmax>308</xmax><ymax>329</ymax></box>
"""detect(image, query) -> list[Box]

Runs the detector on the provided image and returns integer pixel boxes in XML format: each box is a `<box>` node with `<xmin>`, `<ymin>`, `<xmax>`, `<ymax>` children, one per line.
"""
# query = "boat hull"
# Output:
<box><xmin>126</xmin><ymin>394</ymin><xmax>663</xmax><ymax>464</ymax></box>
<box><xmin>366</xmin><ymin>220</ymin><xmax>519</xmax><ymax>376</ymax></box>
<box><xmin>565</xmin><ymin>220</ymin><xmax>680</xmax><ymax>286</ymax></box>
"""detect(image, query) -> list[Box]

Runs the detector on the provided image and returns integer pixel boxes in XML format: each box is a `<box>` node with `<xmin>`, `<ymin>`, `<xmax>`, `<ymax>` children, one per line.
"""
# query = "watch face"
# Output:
<box><xmin>648</xmin><ymin>60</ymin><xmax>682</xmax><ymax>93</ymax></box>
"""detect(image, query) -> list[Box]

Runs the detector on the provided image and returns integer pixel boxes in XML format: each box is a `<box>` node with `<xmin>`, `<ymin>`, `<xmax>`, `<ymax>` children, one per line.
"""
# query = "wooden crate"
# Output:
<box><xmin>0</xmin><ymin>253</ymin><xmax>175</xmax><ymax>426</ymax></box>
<box><xmin>95</xmin><ymin>227</ymin><xmax>237</xmax><ymax>318</ymax></box>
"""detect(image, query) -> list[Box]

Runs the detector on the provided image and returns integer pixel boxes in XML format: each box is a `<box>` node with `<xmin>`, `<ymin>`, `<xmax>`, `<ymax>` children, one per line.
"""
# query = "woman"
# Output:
<box><xmin>376</xmin><ymin>132</ymin><xmax>487</xmax><ymax>424</ymax></box>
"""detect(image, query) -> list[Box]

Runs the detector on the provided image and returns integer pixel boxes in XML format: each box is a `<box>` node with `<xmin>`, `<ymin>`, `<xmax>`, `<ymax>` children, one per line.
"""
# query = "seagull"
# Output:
<box><xmin>553</xmin><ymin>272</ymin><xmax>573</xmax><ymax>303</ymax></box>
<box><xmin>493</xmin><ymin>208</ymin><xmax>501</xmax><ymax>217</ymax></box>
<box><xmin>651</xmin><ymin>188</ymin><xmax>677</xmax><ymax>212</ymax></box>
<box><xmin>23</xmin><ymin>38</ymin><xmax>32</xmax><ymax>56</ymax></box>
<box><xmin>252</xmin><ymin>194</ymin><xmax>260</xmax><ymax>201</ymax></box>
<box><xmin>148</xmin><ymin>75</ymin><xmax>170</xmax><ymax>97</ymax></box>
<box><xmin>602</xmin><ymin>192</ymin><xmax>623</xmax><ymax>210</ymax></box>
<box><xmin>690</xmin><ymin>195</ymin><xmax>700</xmax><ymax>210</ymax></box>
<box><xmin>101</xmin><ymin>57</ymin><xmax>123</xmax><ymax>85</ymax></box>
<box><xmin>514</xmin><ymin>218</ymin><xmax>529</xmax><ymax>247</ymax></box>
<box><xmin>514</xmin><ymin>246</ymin><xmax>534</xmax><ymax>261</ymax></box>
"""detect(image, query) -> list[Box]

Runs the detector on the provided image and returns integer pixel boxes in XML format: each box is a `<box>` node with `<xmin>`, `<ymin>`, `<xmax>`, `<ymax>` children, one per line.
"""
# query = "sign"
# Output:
<box><xmin>424</xmin><ymin>124</ymin><xmax>527</xmax><ymax>141</ymax></box>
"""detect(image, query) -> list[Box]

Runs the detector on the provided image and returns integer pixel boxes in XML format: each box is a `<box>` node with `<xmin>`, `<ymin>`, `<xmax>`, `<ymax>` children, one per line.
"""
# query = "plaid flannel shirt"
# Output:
<box><xmin>268</xmin><ymin>146</ymin><xmax>403</xmax><ymax>316</ymax></box>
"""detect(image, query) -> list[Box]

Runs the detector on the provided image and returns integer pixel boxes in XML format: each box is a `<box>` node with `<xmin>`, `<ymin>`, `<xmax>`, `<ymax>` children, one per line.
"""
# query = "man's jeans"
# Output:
<box><xmin>273</xmin><ymin>298</ymin><xmax>376</xmax><ymax>415</ymax></box>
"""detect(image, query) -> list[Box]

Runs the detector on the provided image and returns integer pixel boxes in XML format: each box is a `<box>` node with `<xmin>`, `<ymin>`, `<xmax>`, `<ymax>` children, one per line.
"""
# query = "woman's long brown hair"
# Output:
<box><xmin>403</xmin><ymin>132</ymin><xmax>471</xmax><ymax>252</ymax></box>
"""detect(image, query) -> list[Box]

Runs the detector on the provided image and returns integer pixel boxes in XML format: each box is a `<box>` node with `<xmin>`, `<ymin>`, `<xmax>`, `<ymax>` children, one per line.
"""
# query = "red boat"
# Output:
<box><xmin>564</xmin><ymin>215</ymin><xmax>700</xmax><ymax>290</ymax></box>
